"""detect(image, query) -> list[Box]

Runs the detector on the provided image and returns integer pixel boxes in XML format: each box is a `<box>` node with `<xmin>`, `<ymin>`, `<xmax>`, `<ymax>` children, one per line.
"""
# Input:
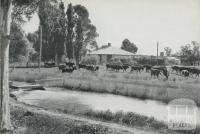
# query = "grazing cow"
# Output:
<box><xmin>153</xmin><ymin>66</ymin><xmax>169</xmax><ymax>79</ymax></box>
<box><xmin>181</xmin><ymin>70</ymin><xmax>189</xmax><ymax>77</ymax></box>
<box><xmin>44</xmin><ymin>62</ymin><xmax>55</xmax><ymax>68</ymax></box>
<box><xmin>122</xmin><ymin>64</ymin><xmax>130</xmax><ymax>71</ymax></box>
<box><xmin>144</xmin><ymin>65</ymin><xmax>152</xmax><ymax>72</ymax></box>
<box><xmin>58</xmin><ymin>64</ymin><xmax>66</xmax><ymax>70</ymax></box>
<box><xmin>79</xmin><ymin>64</ymin><xmax>87</xmax><ymax>69</ymax></box>
<box><xmin>171</xmin><ymin>66</ymin><xmax>200</xmax><ymax>77</ymax></box>
<box><xmin>85</xmin><ymin>65</ymin><xmax>99</xmax><ymax>71</ymax></box>
<box><xmin>106</xmin><ymin>63</ymin><xmax>126</xmax><ymax>72</ymax></box>
<box><xmin>130</xmin><ymin>65</ymin><xmax>143</xmax><ymax>72</ymax></box>
<box><xmin>106</xmin><ymin>64</ymin><xmax>111</xmax><ymax>70</ymax></box>
<box><xmin>151</xmin><ymin>69</ymin><xmax>161</xmax><ymax>78</ymax></box>
<box><xmin>62</xmin><ymin>66</ymin><xmax>76</xmax><ymax>73</ymax></box>
<box><xmin>186</xmin><ymin>67</ymin><xmax>200</xmax><ymax>77</ymax></box>
<box><xmin>171</xmin><ymin>66</ymin><xmax>180</xmax><ymax>74</ymax></box>
<box><xmin>65</xmin><ymin>62</ymin><xmax>75</xmax><ymax>67</ymax></box>
<box><xmin>162</xmin><ymin>69</ymin><xmax>169</xmax><ymax>79</ymax></box>
<box><xmin>193</xmin><ymin>68</ymin><xmax>200</xmax><ymax>77</ymax></box>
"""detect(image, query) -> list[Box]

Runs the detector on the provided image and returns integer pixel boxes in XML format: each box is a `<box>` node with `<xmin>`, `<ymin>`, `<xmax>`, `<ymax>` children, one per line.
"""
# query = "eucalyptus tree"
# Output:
<box><xmin>0</xmin><ymin>1</ymin><xmax>13</xmax><ymax>130</ymax></box>
<box><xmin>0</xmin><ymin>0</ymin><xmax>57</xmax><ymax>131</ymax></box>
<box><xmin>73</xmin><ymin>5</ymin><xmax>98</xmax><ymax>57</ymax></box>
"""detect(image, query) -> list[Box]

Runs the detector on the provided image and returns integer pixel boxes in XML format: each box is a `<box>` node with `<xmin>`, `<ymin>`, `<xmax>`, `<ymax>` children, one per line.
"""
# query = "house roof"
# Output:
<box><xmin>88</xmin><ymin>46</ymin><xmax>135</xmax><ymax>56</ymax></box>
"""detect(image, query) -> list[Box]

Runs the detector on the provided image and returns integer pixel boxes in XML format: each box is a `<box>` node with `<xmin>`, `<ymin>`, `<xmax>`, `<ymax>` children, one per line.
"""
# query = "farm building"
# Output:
<box><xmin>88</xmin><ymin>46</ymin><xmax>135</xmax><ymax>64</ymax></box>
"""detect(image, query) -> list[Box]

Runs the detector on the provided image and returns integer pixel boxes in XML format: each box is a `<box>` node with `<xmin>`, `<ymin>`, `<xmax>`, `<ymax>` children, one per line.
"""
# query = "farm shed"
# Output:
<box><xmin>88</xmin><ymin>46</ymin><xmax>135</xmax><ymax>64</ymax></box>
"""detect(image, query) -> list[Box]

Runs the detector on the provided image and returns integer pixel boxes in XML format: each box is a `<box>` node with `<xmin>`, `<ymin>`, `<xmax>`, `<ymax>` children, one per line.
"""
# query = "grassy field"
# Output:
<box><xmin>9</xmin><ymin>67</ymin><xmax>200</xmax><ymax>106</ymax></box>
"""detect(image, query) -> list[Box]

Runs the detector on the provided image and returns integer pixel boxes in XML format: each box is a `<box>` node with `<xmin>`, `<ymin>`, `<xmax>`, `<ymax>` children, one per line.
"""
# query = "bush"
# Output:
<box><xmin>81</xmin><ymin>56</ymin><xmax>99</xmax><ymax>65</ymax></box>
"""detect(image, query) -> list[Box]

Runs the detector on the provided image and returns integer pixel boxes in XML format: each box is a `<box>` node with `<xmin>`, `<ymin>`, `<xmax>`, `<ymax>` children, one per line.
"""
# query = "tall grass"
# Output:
<box><xmin>83</xmin><ymin>110</ymin><xmax>167</xmax><ymax>130</ymax></box>
<box><xmin>59</xmin><ymin>75</ymin><xmax>200</xmax><ymax>106</ymax></box>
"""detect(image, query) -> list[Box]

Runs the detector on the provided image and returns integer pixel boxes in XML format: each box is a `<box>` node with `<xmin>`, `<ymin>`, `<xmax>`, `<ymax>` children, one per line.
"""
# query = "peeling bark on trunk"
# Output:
<box><xmin>0</xmin><ymin>0</ymin><xmax>12</xmax><ymax>131</ymax></box>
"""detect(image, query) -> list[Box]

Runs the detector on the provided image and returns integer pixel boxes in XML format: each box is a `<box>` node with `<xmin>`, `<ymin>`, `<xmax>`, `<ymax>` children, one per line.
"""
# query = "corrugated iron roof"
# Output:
<box><xmin>88</xmin><ymin>46</ymin><xmax>135</xmax><ymax>56</ymax></box>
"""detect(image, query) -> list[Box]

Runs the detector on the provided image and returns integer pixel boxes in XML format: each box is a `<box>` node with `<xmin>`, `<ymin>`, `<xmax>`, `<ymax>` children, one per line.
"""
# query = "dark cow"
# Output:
<box><xmin>85</xmin><ymin>65</ymin><xmax>99</xmax><ymax>71</ymax></box>
<box><xmin>152</xmin><ymin>66</ymin><xmax>169</xmax><ymax>79</ymax></box>
<box><xmin>171</xmin><ymin>66</ymin><xmax>180</xmax><ymax>74</ymax></box>
<box><xmin>171</xmin><ymin>66</ymin><xmax>200</xmax><ymax>77</ymax></box>
<box><xmin>130</xmin><ymin>65</ymin><xmax>144</xmax><ymax>72</ymax></box>
<box><xmin>106</xmin><ymin>64</ymin><xmax>110</xmax><ymax>70</ymax></box>
<box><xmin>58</xmin><ymin>64</ymin><xmax>66</xmax><ymax>70</ymax></box>
<box><xmin>151</xmin><ymin>69</ymin><xmax>161</xmax><ymax>78</ymax></box>
<box><xmin>106</xmin><ymin>63</ymin><xmax>126</xmax><ymax>72</ymax></box>
<box><xmin>181</xmin><ymin>70</ymin><xmax>189</xmax><ymax>77</ymax></box>
<box><xmin>44</xmin><ymin>62</ymin><xmax>55</xmax><ymax>68</ymax></box>
<box><xmin>162</xmin><ymin>69</ymin><xmax>169</xmax><ymax>79</ymax></box>
<box><xmin>79</xmin><ymin>64</ymin><xmax>87</xmax><ymax>69</ymax></box>
<box><xmin>62</xmin><ymin>66</ymin><xmax>76</xmax><ymax>73</ymax></box>
<box><xmin>122</xmin><ymin>64</ymin><xmax>130</xmax><ymax>71</ymax></box>
<box><xmin>65</xmin><ymin>62</ymin><xmax>75</xmax><ymax>67</ymax></box>
<box><xmin>144</xmin><ymin>65</ymin><xmax>152</xmax><ymax>72</ymax></box>
<box><xmin>192</xmin><ymin>68</ymin><xmax>200</xmax><ymax>77</ymax></box>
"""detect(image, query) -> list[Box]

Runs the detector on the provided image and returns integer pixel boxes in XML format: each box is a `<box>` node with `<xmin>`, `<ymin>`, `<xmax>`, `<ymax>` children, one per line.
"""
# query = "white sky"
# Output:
<box><xmin>23</xmin><ymin>0</ymin><xmax>200</xmax><ymax>55</ymax></box>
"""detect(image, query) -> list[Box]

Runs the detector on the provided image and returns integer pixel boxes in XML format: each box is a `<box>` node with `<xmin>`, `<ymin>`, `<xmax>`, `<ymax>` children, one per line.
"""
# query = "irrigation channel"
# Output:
<box><xmin>12</xmin><ymin>86</ymin><xmax>200</xmax><ymax>126</ymax></box>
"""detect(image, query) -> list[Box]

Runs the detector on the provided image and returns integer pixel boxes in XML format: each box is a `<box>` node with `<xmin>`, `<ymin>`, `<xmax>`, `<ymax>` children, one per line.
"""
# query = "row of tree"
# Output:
<box><xmin>0</xmin><ymin>0</ymin><xmax>99</xmax><ymax>130</ymax></box>
<box><xmin>10</xmin><ymin>1</ymin><xmax>99</xmax><ymax>66</ymax></box>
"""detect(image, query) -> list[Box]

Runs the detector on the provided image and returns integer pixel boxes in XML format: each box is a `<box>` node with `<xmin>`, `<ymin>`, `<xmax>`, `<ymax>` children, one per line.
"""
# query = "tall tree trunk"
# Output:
<box><xmin>0</xmin><ymin>0</ymin><xmax>12</xmax><ymax>131</ymax></box>
<box><xmin>38</xmin><ymin>25</ymin><xmax>42</xmax><ymax>70</ymax></box>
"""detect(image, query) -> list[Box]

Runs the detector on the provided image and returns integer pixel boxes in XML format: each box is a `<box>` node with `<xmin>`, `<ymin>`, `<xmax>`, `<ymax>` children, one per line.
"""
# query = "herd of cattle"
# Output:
<box><xmin>58</xmin><ymin>62</ymin><xmax>99</xmax><ymax>73</ymax></box>
<box><xmin>171</xmin><ymin>65</ymin><xmax>200</xmax><ymax>77</ymax></box>
<box><xmin>105</xmin><ymin>63</ymin><xmax>200</xmax><ymax>79</ymax></box>
<box><xmin>44</xmin><ymin>62</ymin><xmax>200</xmax><ymax>79</ymax></box>
<box><xmin>106</xmin><ymin>63</ymin><xmax>169</xmax><ymax>79</ymax></box>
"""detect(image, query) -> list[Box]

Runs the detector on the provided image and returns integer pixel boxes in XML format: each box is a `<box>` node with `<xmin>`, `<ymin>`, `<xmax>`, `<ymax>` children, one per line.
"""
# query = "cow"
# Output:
<box><xmin>62</xmin><ymin>66</ymin><xmax>76</xmax><ymax>73</ymax></box>
<box><xmin>151</xmin><ymin>69</ymin><xmax>161</xmax><ymax>78</ymax></box>
<box><xmin>106</xmin><ymin>64</ymin><xmax>112</xmax><ymax>70</ymax></box>
<box><xmin>122</xmin><ymin>64</ymin><xmax>130</xmax><ymax>71</ymax></box>
<box><xmin>106</xmin><ymin>63</ymin><xmax>126</xmax><ymax>72</ymax></box>
<box><xmin>171</xmin><ymin>66</ymin><xmax>180</xmax><ymax>74</ymax></box>
<box><xmin>144</xmin><ymin>65</ymin><xmax>152</xmax><ymax>72</ymax></box>
<box><xmin>65</xmin><ymin>62</ymin><xmax>75</xmax><ymax>67</ymax></box>
<box><xmin>162</xmin><ymin>69</ymin><xmax>169</xmax><ymax>79</ymax></box>
<box><xmin>58</xmin><ymin>64</ymin><xmax>66</xmax><ymax>70</ymax></box>
<box><xmin>44</xmin><ymin>62</ymin><xmax>55</xmax><ymax>68</ymax></box>
<box><xmin>79</xmin><ymin>64</ymin><xmax>87</xmax><ymax>69</ymax></box>
<box><xmin>181</xmin><ymin>70</ymin><xmax>189</xmax><ymax>77</ymax></box>
<box><xmin>193</xmin><ymin>68</ymin><xmax>200</xmax><ymax>77</ymax></box>
<box><xmin>130</xmin><ymin>65</ymin><xmax>144</xmax><ymax>72</ymax></box>
<box><xmin>152</xmin><ymin>66</ymin><xmax>169</xmax><ymax>79</ymax></box>
<box><xmin>85</xmin><ymin>65</ymin><xmax>99</xmax><ymax>71</ymax></box>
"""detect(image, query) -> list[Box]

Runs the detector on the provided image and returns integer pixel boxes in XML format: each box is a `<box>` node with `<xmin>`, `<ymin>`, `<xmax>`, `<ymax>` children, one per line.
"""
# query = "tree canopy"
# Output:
<box><xmin>164</xmin><ymin>47</ymin><xmax>172</xmax><ymax>57</ymax></box>
<box><xmin>121</xmin><ymin>38</ymin><xmax>138</xmax><ymax>54</ymax></box>
<box><xmin>178</xmin><ymin>41</ymin><xmax>200</xmax><ymax>65</ymax></box>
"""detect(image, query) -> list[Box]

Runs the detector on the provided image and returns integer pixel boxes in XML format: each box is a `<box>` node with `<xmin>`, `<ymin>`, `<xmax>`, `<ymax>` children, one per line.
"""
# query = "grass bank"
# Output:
<box><xmin>65</xmin><ymin>109</ymin><xmax>167</xmax><ymax>131</ymax></box>
<box><xmin>10</xmin><ymin>103</ymin><xmax>118</xmax><ymax>134</ymax></box>
<box><xmin>82</xmin><ymin>110</ymin><xmax>200</xmax><ymax>134</ymax></box>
